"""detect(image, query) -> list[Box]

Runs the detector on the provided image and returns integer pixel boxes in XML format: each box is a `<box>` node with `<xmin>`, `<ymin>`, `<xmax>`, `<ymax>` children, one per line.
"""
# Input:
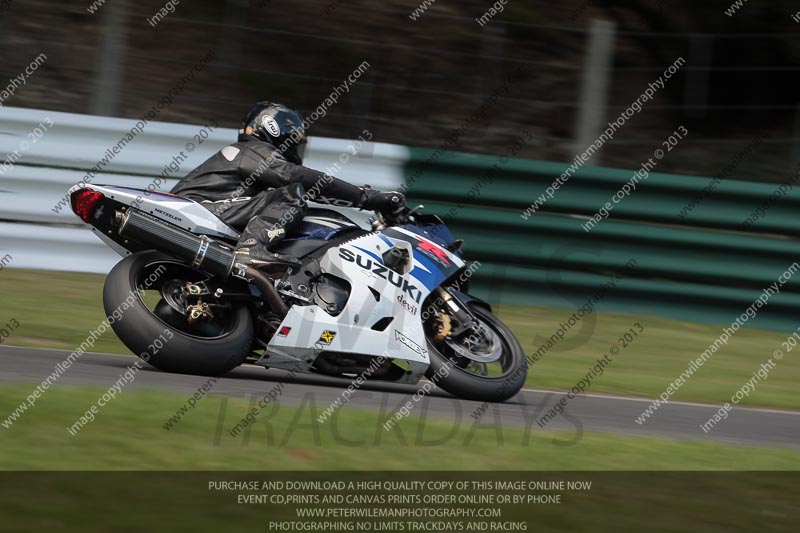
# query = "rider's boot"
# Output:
<box><xmin>231</xmin><ymin>216</ymin><xmax>300</xmax><ymax>279</ymax></box>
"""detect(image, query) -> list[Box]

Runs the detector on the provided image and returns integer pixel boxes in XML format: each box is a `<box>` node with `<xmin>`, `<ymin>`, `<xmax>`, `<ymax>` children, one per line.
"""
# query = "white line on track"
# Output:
<box><xmin>3</xmin><ymin>346</ymin><xmax>799</xmax><ymax>417</ymax></box>
<box><xmin>519</xmin><ymin>387</ymin><xmax>800</xmax><ymax>416</ymax></box>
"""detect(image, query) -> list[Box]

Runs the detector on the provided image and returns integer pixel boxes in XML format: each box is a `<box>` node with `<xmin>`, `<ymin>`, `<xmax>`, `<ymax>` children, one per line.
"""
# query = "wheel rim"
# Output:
<box><xmin>134</xmin><ymin>259</ymin><xmax>238</xmax><ymax>340</ymax></box>
<box><xmin>426</xmin><ymin>306</ymin><xmax>519</xmax><ymax>381</ymax></box>
<box><xmin>443</xmin><ymin>322</ymin><xmax>504</xmax><ymax>363</ymax></box>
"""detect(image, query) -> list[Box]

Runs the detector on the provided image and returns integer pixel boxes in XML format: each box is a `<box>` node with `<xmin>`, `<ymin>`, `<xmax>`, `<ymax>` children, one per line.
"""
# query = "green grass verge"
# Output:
<box><xmin>1</xmin><ymin>386</ymin><xmax>798</xmax><ymax>471</ymax></box>
<box><xmin>500</xmin><ymin>306</ymin><xmax>799</xmax><ymax>410</ymax></box>
<box><xmin>1</xmin><ymin>269</ymin><xmax>798</xmax><ymax>409</ymax></box>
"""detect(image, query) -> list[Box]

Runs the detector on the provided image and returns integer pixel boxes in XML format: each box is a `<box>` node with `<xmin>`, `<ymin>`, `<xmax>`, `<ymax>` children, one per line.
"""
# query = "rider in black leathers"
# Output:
<box><xmin>171</xmin><ymin>102</ymin><xmax>405</xmax><ymax>277</ymax></box>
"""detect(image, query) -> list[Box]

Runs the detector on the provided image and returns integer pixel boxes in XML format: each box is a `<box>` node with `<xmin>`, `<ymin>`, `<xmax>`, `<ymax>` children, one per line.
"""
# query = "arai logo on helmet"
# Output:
<box><xmin>261</xmin><ymin>116</ymin><xmax>281</xmax><ymax>137</ymax></box>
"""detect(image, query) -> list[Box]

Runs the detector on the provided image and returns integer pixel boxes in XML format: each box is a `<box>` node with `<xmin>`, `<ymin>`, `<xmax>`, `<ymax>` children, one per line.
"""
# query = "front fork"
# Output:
<box><xmin>434</xmin><ymin>287</ymin><xmax>479</xmax><ymax>339</ymax></box>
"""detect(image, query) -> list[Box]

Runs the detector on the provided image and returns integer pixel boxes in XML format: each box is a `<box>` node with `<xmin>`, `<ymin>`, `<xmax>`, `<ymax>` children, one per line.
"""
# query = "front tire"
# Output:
<box><xmin>425</xmin><ymin>304</ymin><xmax>527</xmax><ymax>402</ymax></box>
<box><xmin>103</xmin><ymin>251</ymin><xmax>254</xmax><ymax>376</ymax></box>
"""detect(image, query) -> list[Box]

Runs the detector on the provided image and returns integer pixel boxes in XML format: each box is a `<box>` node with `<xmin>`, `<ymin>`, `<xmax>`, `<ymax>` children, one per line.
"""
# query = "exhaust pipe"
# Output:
<box><xmin>119</xmin><ymin>210</ymin><xmax>235</xmax><ymax>278</ymax></box>
<box><xmin>118</xmin><ymin>210</ymin><xmax>290</xmax><ymax>316</ymax></box>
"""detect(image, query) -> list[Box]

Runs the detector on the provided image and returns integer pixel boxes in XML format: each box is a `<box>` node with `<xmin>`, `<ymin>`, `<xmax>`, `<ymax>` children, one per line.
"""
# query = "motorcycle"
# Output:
<box><xmin>67</xmin><ymin>183</ymin><xmax>527</xmax><ymax>402</ymax></box>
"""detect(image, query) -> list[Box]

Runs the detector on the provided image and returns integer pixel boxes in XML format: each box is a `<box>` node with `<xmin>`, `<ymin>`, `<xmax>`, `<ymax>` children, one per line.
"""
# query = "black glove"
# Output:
<box><xmin>360</xmin><ymin>187</ymin><xmax>406</xmax><ymax>217</ymax></box>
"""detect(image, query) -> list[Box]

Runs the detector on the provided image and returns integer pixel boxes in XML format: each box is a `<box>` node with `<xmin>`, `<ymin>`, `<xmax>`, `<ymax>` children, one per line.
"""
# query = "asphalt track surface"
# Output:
<box><xmin>1</xmin><ymin>345</ymin><xmax>798</xmax><ymax>448</ymax></box>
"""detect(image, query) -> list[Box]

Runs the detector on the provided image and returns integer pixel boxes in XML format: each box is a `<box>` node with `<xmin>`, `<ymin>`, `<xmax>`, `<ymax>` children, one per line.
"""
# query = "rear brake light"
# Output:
<box><xmin>70</xmin><ymin>189</ymin><xmax>105</xmax><ymax>223</ymax></box>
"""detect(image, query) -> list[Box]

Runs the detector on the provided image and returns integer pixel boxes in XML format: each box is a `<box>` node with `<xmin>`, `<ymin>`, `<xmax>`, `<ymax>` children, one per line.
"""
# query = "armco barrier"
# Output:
<box><xmin>3</xmin><ymin>106</ymin><xmax>798</xmax><ymax>331</ymax></box>
<box><xmin>404</xmin><ymin>148</ymin><xmax>800</xmax><ymax>331</ymax></box>
<box><xmin>0</xmin><ymin>107</ymin><xmax>407</xmax><ymax>272</ymax></box>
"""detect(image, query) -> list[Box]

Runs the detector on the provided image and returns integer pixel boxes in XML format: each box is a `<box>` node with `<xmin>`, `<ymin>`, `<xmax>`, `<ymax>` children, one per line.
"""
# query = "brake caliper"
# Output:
<box><xmin>184</xmin><ymin>283</ymin><xmax>214</xmax><ymax>323</ymax></box>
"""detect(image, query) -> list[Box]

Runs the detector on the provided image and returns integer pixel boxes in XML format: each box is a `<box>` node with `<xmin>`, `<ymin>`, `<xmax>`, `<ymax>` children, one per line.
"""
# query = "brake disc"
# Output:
<box><xmin>444</xmin><ymin>322</ymin><xmax>503</xmax><ymax>363</ymax></box>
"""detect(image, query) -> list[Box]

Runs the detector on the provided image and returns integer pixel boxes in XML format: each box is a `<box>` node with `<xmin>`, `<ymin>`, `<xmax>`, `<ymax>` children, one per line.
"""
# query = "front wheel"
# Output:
<box><xmin>425</xmin><ymin>303</ymin><xmax>527</xmax><ymax>402</ymax></box>
<box><xmin>103</xmin><ymin>250</ymin><xmax>254</xmax><ymax>376</ymax></box>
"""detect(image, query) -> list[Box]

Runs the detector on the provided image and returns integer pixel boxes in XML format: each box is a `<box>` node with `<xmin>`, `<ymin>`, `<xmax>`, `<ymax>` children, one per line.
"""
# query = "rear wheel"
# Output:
<box><xmin>425</xmin><ymin>303</ymin><xmax>527</xmax><ymax>402</ymax></box>
<box><xmin>103</xmin><ymin>250</ymin><xmax>254</xmax><ymax>376</ymax></box>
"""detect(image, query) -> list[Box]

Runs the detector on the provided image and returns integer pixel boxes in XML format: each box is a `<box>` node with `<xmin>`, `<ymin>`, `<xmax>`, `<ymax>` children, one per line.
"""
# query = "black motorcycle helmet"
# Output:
<box><xmin>238</xmin><ymin>101</ymin><xmax>307</xmax><ymax>165</ymax></box>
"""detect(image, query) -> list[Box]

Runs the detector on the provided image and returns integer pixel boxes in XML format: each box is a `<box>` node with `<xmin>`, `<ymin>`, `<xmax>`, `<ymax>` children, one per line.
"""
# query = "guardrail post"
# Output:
<box><xmin>220</xmin><ymin>0</ymin><xmax>249</xmax><ymax>70</ymax></box>
<box><xmin>478</xmin><ymin>23</ymin><xmax>507</xmax><ymax>143</ymax></box>
<box><xmin>574</xmin><ymin>19</ymin><xmax>616</xmax><ymax>164</ymax></box>
<box><xmin>90</xmin><ymin>0</ymin><xmax>130</xmax><ymax>116</ymax></box>
<box><xmin>792</xmin><ymin>105</ymin><xmax>800</xmax><ymax>172</ymax></box>
<box><xmin>683</xmin><ymin>34</ymin><xmax>713</xmax><ymax>120</ymax></box>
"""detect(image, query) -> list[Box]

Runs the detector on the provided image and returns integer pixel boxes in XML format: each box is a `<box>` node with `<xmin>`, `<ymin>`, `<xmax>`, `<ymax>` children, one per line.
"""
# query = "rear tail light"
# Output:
<box><xmin>70</xmin><ymin>189</ymin><xmax>105</xmax><ymax>223</ymax></box>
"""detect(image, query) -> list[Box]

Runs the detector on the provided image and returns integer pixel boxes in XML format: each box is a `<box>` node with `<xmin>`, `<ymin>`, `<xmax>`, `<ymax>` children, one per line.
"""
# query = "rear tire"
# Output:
<box><xmin>103</xmin><ymin>251</ymin><xmax>254</xmax><ymax>376</ymax></box>
<box><xmin>425</xmin><ymin>305</ymin><xmax>527</xmax><ymax>402</ymax></box>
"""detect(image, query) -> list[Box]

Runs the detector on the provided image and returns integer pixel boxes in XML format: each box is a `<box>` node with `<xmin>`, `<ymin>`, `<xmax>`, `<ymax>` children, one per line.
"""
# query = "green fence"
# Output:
<box><xmin>404</xmin><ymin>149</ymin><xmax>800</xmax><ymax>332</ymax></box>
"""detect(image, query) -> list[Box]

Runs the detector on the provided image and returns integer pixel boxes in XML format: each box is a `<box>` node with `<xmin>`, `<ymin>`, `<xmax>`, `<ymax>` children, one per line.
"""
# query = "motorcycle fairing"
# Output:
<box><xmin>65</xmin><ymin>187</ymin><xmax>368</xmax><ymax>261</ymax></box>
<box><xmin>264</xmin><ymin>229</ymin><xmax>466</xmax><ymax>382</ymax></box>
<box><xmin>382</xmin><ymin>226</ymin><xmax>465</xmax><ymax>290</ymax></box>
<box><xmin>67</xmin><ymin>184</ymin><xmax>240</xmax><ymax>241</ymax></box>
